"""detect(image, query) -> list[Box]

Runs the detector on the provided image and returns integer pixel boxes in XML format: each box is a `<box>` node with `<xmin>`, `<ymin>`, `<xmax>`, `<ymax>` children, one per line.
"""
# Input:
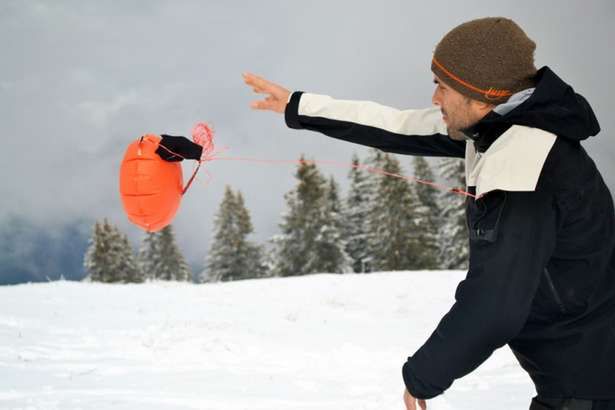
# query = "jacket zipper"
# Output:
<box><xmin>544</xmin><ymin>268</ymin><xmax>567</xmax><ymax>314</ymax></box>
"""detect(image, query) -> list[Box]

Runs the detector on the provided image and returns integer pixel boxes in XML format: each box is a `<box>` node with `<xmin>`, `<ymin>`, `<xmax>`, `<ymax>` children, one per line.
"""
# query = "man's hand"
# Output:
<box><xmin>404</xmin><ymin>389</ymin><xmax>427</xmax><ymax>410</ymax></box>
<box><xmin>242</xmin><ymin>72</ymin><xmax>291</xmax><ymax>113</ymax></box>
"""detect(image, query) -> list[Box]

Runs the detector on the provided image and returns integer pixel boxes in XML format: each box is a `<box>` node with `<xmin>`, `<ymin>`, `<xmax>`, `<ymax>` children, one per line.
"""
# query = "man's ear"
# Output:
<box><xmin>471</xmin><ymin>100</ymin><xmax>496</xmax><ymax>115</ymax></box>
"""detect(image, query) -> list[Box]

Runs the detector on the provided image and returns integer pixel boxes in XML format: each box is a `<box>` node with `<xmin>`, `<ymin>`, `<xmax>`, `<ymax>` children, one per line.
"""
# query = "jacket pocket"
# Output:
<box><xmin>544</xmin><ymin>268</ymin><xmax>567</xmax><ymax>314</ymax></box>
<box><xmin>528</xmin><ymin>268</ymin><xmax>569</xmax><ymax>323</ymax></box>
<box><xmin>467</xmin><ymin>191</ymin><xmax>507</xmax><ymax>243</ymax></box>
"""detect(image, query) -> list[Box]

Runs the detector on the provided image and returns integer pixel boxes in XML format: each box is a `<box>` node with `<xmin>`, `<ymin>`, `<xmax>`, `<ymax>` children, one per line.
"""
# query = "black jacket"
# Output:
<box><xmin>284</xmin><ymin>67</ymin><xmax>615</xmax><ymax>399</ymax></box>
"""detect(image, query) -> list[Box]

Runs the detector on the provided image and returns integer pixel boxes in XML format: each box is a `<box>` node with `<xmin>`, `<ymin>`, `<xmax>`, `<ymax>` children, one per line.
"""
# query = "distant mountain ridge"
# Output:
<box><xmin>0</xmin><ymin>216</ymin><xmax>90</xmax><ymax>285</ymax></box>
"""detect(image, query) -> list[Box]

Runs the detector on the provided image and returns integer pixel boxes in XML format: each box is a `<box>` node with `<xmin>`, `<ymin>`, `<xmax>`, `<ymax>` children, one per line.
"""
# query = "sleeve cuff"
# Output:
<box><xmin>284</xmin><ymin>91</ymin><xmax>305</xmax><ymax>130</ymax></box>
<box><xmin>402</xmin><ymin>359</ymin><xmax>443</xmax><ymax>400</ymax></box>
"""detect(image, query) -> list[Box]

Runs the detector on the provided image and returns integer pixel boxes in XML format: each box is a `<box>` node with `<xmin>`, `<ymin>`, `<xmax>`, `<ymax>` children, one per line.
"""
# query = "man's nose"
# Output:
<box><xmin>432</xmin><ymin>90</ymin><xmax>441</xmax><ymax>107</ymax></box>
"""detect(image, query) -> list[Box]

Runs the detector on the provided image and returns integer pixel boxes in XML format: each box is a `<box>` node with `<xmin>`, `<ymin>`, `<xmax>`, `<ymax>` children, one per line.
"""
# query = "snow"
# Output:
<box><xmin>0</xmin><ymin>271</ymin><xmax>535</xmax><ymax>410</ymax></box>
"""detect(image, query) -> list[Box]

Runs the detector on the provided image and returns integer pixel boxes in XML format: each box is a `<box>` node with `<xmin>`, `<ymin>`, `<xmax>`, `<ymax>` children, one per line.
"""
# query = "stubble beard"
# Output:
<box><xmin>443</xmin><ymin>98</ymin><xmax>479</xmax><ymax>141</ymax></box>
<box><xmin>447</xmin><ymin>127</ymin><xmax>470</xmax><ymax>141</ymax></box>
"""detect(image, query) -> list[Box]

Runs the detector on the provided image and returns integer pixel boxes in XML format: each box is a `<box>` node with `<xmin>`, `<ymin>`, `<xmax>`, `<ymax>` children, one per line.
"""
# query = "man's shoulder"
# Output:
<box><xmin>466</xmin><ymin>125</ymin><xmax>557</xmax><ymax>197</ymax></box>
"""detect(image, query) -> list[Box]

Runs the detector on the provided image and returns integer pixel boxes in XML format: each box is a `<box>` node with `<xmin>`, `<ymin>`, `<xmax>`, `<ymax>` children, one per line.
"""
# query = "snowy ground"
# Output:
<box><xmin>0</xmin><ymin>271</ymin><xmax>535</xmax><ymax>410</ymax></box>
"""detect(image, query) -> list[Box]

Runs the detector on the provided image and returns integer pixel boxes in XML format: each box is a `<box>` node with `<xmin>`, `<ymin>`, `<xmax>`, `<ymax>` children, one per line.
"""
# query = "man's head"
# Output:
<box><xmin>432</xmin><ymin>75</ymin><xmax>494</xmax><ymax>140</ymax></box>
<box><xmin>430</xmin><ymin>17</ymin><xmax>537</xmax><ymax>140</ymax></box>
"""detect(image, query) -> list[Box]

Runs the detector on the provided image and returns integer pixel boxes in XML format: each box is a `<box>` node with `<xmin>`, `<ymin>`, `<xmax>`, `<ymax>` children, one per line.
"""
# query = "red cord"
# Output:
<box><xmin>155</xmin><ymin>122</ymin><xmax>476</xmax><ymax>199</ymax></box>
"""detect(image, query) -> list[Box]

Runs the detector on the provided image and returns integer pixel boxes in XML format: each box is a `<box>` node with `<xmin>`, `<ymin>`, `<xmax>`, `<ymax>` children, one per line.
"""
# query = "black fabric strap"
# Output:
<box><xmin>530</xmin><ymin>396</ymin><xmax>594</xmax><ymax>410</ymax></box>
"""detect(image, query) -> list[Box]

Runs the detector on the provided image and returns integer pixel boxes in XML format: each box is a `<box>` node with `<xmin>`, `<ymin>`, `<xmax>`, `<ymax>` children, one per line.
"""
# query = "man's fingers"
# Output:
<box><xmin>243</xmin><ymin>71</ymin><xmax>290</xmax><ymax>101</ymax></box>
<box><xmin>403</xmin><ymin>390</ymin><xmax>416</xmax><ymax>410</ymax></box>
<box><xmin>243</xmin><ymin>72</ymin><xmax>273</xmax><ymax>93</ymax></box>
<box><xmin>249</xmin><ymin>100</ymin><xmax>269</xmax><ymax>110</ymax></box>
<box><xmin>250</xmin><ymin>99</ymin><xmax>278</xmax><ymax>111</ymax></box>
<box><xmin>250</xmin><ymin>84</ymin><xmax>265</xmax><ymax>94</ymax></box>
<box><xmin>243</xmin><ymin>72</ymin><xmax>289</xmax><ymax>113</ymax></box>
<box><xmin>419</xmin><ymin>399</ymin><xmax>427</xmax><ymax>410</ymax></box>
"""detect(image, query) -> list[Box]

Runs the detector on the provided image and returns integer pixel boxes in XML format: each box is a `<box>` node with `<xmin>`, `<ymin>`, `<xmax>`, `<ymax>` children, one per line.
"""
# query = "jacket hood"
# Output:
<box><xmin>467</xmin><ymin>66</ymin><xmax>600</xmax><ymax>143</ymax></box>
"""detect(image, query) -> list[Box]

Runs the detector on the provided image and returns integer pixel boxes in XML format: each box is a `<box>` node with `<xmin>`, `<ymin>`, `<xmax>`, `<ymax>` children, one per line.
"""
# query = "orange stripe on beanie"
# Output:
<box><xmin>432</xmin><ymin>57</ymin><xmax>513</xmax><ymax>100</ymax></box>
<box><xmin>431</xmin><ymin>17</ymin><xmax>537</xmax><ymax>104</ymax></box>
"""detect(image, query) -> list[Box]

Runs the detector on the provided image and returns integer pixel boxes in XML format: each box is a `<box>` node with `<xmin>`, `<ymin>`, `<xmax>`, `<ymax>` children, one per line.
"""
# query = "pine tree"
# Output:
<box><xmin>115</xmin><ymin>230</ymin><xmax>142</xmax><ymax>283</ymax></box>
<box><xmin>204</xmin><ymin>186</ymin><xmax>264</xmax><ymax>282</ymax></box>
<box><xmin>369</xmin><ymin>153</ymin><xmax>421</xmax><ymax>271</ymax></box>
<box><xmin>437</xmin><ymin>158</ymin><xmax>469</xmax><ymax>270</ymax></box>
<box><xmin>83</xmin><ymin>219</ymin><xmax>142</xmax><ymax>283</ymax></box>
<box><xmin>271</xmin><ymin>157</ymin><xmax>347</xmax><ymax>276</ymax></box>
<box><xmin>138</xmin><ymin>231</ymin><xmax>159</xmax><ymax>281</ymax></box>
<box><xmin>311</xmin><ymin>176</ymin><xmax>349</xmax><ymax>273</ymax></box>
<box><xmin>411</xmin><ymin>157</ymin><xmax>441</xmax><ymax>269</ymax></box>
<box><xmin>344</xmin><ymin>153</ymin><xmax>375</xmax><ymax>273</ymax></box>
<box><xmin>271</xmin><ymin>157</ymin><xmax>325</xmax><ymax>276</ymax></box>
<box><xmin>138</xmin><ymin>225</ymin><xmax>191</xmax><ymax>281</ymax></box>
<box><xmin>83</xmin><ymin>221</ymin><xmax>107</xmax><ymax>282</ymax></box>
<box><xmin>233</xmin><ymin>191</ymin><xmax>267</xmax><ymax>279</ymax></box>
<box><xmin>204</xmin><ymin>187</ymin><xmax>236</xmax><ymax>282</ymax></box>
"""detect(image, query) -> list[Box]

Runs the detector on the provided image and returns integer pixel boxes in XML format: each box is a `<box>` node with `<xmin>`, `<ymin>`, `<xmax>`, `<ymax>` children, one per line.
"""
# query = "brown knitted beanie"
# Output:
<box><xmin>431</xmin><ymin>17</ymin><xmax>537</xmax><ymax>104</ymax></box>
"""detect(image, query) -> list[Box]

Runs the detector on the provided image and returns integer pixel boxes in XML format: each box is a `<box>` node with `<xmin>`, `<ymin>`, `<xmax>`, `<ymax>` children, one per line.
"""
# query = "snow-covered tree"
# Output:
<box><xmin>313</xmin><ymin>176</ymin><xmax>350</xmax><ymax>274</ymax></box>
<box><xmin>137</xmin><ymin>231</ymin><xmax>159</xmax><ymax>281</ymax></box>
<box><xmin>271</xmin><ymin>157</ymin><xmax>324</xmax><ymax>276</ymax></box>
<box><xmin>83</xmin><ymin>221</ymin><xmax>107</xmax><ymax>282</ymax></box>
<box><xmin>271</xmin><ymin>157</ymin><xmax>347</xmax><ymax>276</ymax></box>
<box><xmin>138</xmin><ymin>225</ymin><xmax>191</xmax><ymax>281</ymax></box>
<box><xmin>203</xmin><ymin>186</ymin><xmax>265</xmax><ymax>282</ymax></box>
<box><xmin>233</xmin><ymin>191</ymin><xmax>267</xmax><ymax>279</ymax></box>
<box><xmin>411</xmin><ymin>156</ymin><xmax>441</xmax><ymax>269</ymax></box>
<box><xmin>203</xmin><ymin>186</ymin><xmax>236</xmax><ymax>282</ymax></box>
<box><xmin>115</xmin><ymin>230</ymin><xmax>143</xmax><ymax>283</ymax></box>
<box><xmin>437</xmin><ymin>158</ymin><xmax>469</xmax><ymax>270</ymax></box>
<box><xmin>344</xmin><ymin>153</ymin><xmax>375</xmax><ymax>273</ymax></box>
<box><xmin>83</xmin><ymin>219</ymin><xmax>142</xmax><ymax>283</ymax></box>
<box><xmin>368</xmin><ymin>153</ymin><xmax>421</xmax><ymax>271</ymax></box>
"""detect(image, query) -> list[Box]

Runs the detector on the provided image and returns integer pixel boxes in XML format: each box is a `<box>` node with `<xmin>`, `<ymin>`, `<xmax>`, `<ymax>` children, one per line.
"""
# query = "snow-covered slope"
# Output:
<box><xmin>0</xmin><ymin>271</ymin><xmax>534</xmax><ymax>410</ymax></box>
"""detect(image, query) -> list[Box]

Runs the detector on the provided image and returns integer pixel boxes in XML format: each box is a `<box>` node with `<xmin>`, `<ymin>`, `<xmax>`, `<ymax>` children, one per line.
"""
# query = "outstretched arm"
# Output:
<box><xmin>243</xmin><ymin>72</ymin><xmax>465</xmax><ymax>158</ymax></box>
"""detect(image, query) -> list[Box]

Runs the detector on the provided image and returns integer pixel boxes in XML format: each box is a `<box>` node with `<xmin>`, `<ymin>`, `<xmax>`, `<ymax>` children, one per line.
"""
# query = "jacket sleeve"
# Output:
<box><xmin>284</xmin><ymin>91</ymin><xmax>465</xmax><ymax>158</ymax></box>
<box><xmin>402</xmin><ymin>188</ymin><xmax>557</xmax><ymax>399</ymax></box>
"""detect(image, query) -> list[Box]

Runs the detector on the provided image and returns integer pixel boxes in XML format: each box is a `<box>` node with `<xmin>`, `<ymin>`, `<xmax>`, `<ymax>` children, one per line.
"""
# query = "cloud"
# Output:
<box><xmin>77</xmin><ymin>91</ymin><xmax>139</xmax><ymax>128</ymax></box>
<box><xmin>1</xmin><ymin>0</ymin><xmax>613</xmax><ymax>267</ymax></box>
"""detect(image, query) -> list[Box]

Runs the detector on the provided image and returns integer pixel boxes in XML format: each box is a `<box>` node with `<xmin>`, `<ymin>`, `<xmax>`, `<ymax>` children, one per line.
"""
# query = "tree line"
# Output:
<box><xmin>83</xmin><ymin>150</ymin><xmax>468</xmax><ymax>283</ymax></box>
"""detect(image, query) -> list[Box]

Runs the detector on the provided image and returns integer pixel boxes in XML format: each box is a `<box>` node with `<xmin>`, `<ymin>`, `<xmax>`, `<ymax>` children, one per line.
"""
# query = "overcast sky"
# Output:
<box><xmin>1</xmin><ymin>0</ymin><xmax>613</xmax><ymax>267</ymax></box>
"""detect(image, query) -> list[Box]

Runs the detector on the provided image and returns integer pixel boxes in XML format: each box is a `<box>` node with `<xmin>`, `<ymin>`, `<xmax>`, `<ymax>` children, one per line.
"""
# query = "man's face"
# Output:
<box><xmin>432</xmin><ymin>75</ymin><xmax>488</xmax><ymax>141</ymax></box>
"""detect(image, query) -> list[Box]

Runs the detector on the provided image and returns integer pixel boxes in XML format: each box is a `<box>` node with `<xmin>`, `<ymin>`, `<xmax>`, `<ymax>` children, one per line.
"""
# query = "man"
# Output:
<box><xmin>243</xmin><ymin>17</ymin><xmax>615</xmax><ymax>410</ymax></box>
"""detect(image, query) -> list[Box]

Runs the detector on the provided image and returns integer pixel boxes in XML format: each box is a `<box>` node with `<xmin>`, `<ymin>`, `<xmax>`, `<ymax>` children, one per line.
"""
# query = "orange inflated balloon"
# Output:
<box><xmin>119</xmin><ymin>134</ymin><xmax>183</xmax><ymax>232</ymax></box>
